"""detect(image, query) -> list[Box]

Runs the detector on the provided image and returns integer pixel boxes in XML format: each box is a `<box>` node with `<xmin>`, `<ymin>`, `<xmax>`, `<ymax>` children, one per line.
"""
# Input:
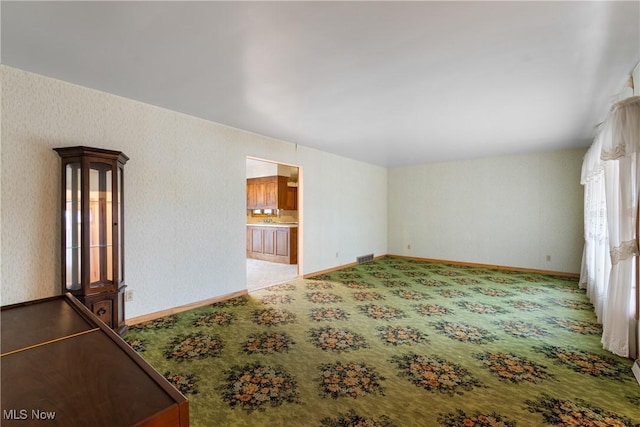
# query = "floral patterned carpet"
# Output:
<box><xmin>125</xmin><ymin>256</ymin><xmax>640</xmax><ymax>426</ymax></box>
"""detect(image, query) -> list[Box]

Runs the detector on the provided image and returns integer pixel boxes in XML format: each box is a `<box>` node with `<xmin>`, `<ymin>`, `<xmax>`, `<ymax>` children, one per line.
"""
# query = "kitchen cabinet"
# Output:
<box><xmin>286</xmin><ymin>186</ymin><xmax>298</xmax><ymax>210</ymax></box>
<box><xmin>247</xmin><ymin>176</ymin><xmax>297</xmax><ymax>210</ymax></box>
<box><xmin>246</xmin><ymin>225</ymin><xmax>297</xmax><ymax>264</ymax></box>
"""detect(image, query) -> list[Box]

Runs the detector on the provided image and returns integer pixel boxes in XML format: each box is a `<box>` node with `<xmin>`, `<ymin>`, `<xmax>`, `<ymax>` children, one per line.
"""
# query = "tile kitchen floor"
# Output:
<box><xmin>246</xmin><ymin>258</ymin><xmax>298</xmax><ymax>291</ymax></box>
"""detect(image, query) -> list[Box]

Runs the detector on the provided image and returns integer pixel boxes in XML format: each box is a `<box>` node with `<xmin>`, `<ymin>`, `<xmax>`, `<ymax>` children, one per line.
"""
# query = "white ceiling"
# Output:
<box><xmin>2</xmin><ymin>1</ymin><xmax>638</xmax><ymax>167</ymax></box>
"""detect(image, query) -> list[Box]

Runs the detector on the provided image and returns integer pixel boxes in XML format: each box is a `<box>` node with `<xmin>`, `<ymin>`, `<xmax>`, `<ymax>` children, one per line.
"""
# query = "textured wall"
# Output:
<box><xmin>387</xmin><ymin>148</ymin><xmax>586</xmax><ymax>274</ymax></box>
<box><xmin>0</xmin><ymin>66</ymin><xmax>387</xmax><ymax>317</ymax></box>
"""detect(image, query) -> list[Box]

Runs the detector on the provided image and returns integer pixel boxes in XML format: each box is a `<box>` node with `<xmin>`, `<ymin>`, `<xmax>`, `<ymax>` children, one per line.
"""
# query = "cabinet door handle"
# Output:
<box><xmin>96</xmin><ymin>308</ymin><xmax>107</xmax><ymax>316</ymax></box>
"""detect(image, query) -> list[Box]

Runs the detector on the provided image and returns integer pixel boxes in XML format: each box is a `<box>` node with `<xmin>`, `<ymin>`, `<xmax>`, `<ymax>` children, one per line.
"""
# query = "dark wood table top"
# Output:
<box><xmin>1</xmin><ymin>295</ymin><xmax>188</xmax><ymax>427</ymax></box>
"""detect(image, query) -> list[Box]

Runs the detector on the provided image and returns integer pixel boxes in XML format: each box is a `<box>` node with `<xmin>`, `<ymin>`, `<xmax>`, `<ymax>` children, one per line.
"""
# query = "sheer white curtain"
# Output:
<box><xmin>581</xmin><ymin>96</ymin><xmax>639</xmax><ymax>358</ymax></box>
<box><xmin>600</xmin><ymin>96</ymin><xmax>640</xmax><ymax>358</ymax></box>
<box><xmin>579</xmin><ymin>135</ymin><xmax>610</xmax><ymax>322</ymax></box>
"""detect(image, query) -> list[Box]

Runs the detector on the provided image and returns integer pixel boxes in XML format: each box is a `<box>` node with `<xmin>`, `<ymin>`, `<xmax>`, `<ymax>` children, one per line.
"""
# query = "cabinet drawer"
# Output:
<box><xmin>90</xmin><ymin>299</ymin><xmax>113</xmax><ymax>327</ymax></box>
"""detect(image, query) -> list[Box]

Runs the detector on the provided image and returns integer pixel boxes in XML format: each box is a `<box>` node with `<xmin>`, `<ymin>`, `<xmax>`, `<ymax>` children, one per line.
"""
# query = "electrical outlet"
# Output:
<box><xmin>125</xmin><ymin>289</ymin><xmax>134</xmax><ymax>302</ymax></box>
<box><xmin>336</xmin><ymin>252</ymin><xmax>339</xmax><ymax>258</ymax></box>
<box><xmin>407</xmin><ymin>244</ymin><xmax>411</xmax><ymax>250</ymax></box>
<box><xmin>546</xmin><ymin>255</ymin><xmax>551</xmax><ymax>262</ymax></box>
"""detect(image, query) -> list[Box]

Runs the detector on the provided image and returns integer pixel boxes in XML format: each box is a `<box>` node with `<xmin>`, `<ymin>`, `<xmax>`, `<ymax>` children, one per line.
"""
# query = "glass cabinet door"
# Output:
<box><xmin>89</xmin><ymin>162</ymin><xmax>114</xmax><ymax>290</ymax></box>
<box><xmin>117</xmin><ymin>166</ymin><xmax>124</xmax><ymax>286</ymax></box>
<box><xmin>64</xmin><ymin>163</ymin><xmax>82</xmax><ymax>291</ymax></box>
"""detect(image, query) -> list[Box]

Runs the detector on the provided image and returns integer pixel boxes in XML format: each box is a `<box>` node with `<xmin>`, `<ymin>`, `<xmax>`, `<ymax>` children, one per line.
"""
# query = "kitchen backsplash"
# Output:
<box><xmin>246</xmin><ymin>209</ymin><xmax>298</xmax><ymax>224</ymax></box>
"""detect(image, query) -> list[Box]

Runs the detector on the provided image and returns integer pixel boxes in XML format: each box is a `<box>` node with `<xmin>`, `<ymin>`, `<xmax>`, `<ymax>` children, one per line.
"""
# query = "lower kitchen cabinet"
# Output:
<box><xmin>247</xmin><ymin>226</ymin><xmax>297</xmax><ymax>264</ymax></box>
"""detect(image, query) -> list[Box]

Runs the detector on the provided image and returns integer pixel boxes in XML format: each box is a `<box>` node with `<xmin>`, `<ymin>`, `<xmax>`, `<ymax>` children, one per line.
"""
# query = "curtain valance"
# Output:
<box><xmin>600</xmin><ymin>96</ymin><xmax>640</xmax><ymax>161</ymax></box>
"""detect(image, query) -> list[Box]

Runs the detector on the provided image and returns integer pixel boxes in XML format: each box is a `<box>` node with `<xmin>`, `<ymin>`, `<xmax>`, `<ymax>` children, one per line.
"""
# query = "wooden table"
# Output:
<box><xmin>1</xmin><ymin>294</ymin><xmax>189</xmax><ymax>426</ymax></box>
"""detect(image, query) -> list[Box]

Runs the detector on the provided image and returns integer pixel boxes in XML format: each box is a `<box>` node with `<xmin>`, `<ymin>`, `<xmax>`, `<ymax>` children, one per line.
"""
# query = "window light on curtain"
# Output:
<box><xmin>581</xmin><ymin>96</ymin><xmax>640</xmax><ymax>359</ymax></box>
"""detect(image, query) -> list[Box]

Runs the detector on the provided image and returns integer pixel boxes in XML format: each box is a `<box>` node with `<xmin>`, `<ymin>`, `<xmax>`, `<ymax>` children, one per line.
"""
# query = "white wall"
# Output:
<box><xmin>0</xmin><ymin>66</ymin><xmax>387</xmax><ymax>318</ymax></box>
<box><xmin>616</xmin><ymin>62</ymin><xmax>639</xmax><ymax>101</ymax></box>
<box><xmin>245</xmin><ymin>160</ymin><xmax>297</xmax><ymax>180</ymax></box>
<box><xmin>387</xmin><ymin>148</ymin><xmax>586</xmax><ymax>273</ymax></box>
<box><xmin>297</xmin><ymin>147</ymin><xmax>388</xmax><ymax>273</ymax></box>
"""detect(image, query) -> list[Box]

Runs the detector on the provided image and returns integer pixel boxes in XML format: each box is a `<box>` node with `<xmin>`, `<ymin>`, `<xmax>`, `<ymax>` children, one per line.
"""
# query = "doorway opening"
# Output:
<box><xmin>245</xmin><ymin>157</ymin><xmax>301</xmax><ymax>291</ymax></box>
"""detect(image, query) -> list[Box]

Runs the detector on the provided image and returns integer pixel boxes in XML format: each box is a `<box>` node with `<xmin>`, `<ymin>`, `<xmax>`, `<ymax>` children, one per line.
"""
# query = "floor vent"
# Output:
<box><xmin>357</xmin><ymin>254</ymin><xmax>374</xmax><ymax>264</ymax></box>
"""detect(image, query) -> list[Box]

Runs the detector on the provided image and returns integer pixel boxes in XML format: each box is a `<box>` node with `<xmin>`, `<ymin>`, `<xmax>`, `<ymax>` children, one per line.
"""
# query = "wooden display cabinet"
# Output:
<box><xmin>54</xmin><ymin>146</ymin><xmax>129</xmax><ymax>335</ymax></box>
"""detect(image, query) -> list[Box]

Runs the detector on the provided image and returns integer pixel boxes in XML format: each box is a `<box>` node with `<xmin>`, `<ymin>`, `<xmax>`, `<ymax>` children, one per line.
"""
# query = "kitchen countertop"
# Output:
<box><xmin>247</xmin><ymin>223</ymin><xmax>298</xmax><ymax>228</ymax></box>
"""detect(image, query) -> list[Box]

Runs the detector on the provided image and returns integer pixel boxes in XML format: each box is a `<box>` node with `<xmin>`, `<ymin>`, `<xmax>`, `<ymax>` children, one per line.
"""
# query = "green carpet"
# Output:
<box><xmin>125</xmin><ymin>256</ymin><xmax>640</xmax><ymax>426</ymax></box>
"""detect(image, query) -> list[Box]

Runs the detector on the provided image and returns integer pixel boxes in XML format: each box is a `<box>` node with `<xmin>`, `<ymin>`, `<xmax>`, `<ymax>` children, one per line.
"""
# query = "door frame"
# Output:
<box><xmin>245</xmin><ymin>156</ymin><xmax>303</xmax><ymax>279</ymax></box>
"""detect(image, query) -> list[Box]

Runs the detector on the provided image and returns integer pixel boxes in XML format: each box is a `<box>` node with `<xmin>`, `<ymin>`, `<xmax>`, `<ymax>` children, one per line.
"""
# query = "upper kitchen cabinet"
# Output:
<box><xmin>247</xmin><ymin>176</ymin><xmax>297</xmax><ymax>210</ymax></box>
<box><xmin>285</xmin><ymin>185</ymin><xmax>298</xmax><ymax>211</ymax></box>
